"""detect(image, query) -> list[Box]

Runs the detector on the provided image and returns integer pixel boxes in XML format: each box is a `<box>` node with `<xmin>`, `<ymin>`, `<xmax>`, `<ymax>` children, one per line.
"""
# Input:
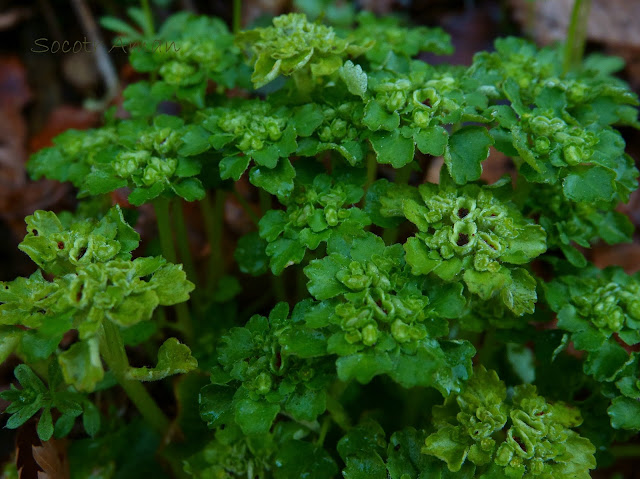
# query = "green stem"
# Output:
<box><xmin>153</xmin><ymin>198</ymin><xmax>177</xmax><ymax>263</ymax></box>
<box><xmin>563</xmin><ymin>0</ymin><xmax>591</xmax><ymax>74</ymax></box>
<box><xmin>365</xmin><ymin>152</ymin><xmax>377</xmax><ymax>192</ymax></box>
<box><xmin>233</xmin><ymin>189</ymin><xmax>260</xmax><ymax>227</ymax></box>
<box><xmin>273</xmin><ymin>274</ymin><xmax>287</xmax><ymax>303</ymax></box>
<box><xmin>172</xmin><ymin>199</ymin><xmax>198</xmax><ymax>285</ymax></box>
<box><xmin>610</xmin><ymin>444</ymin><xmax>640</xmax><ymax>458</ymax></box>
<box><xmin>233</xmin><ymin>0</ymin><xmax>242</xmax><ymax>34</ymax></box>
<box><xmin>315</xmin><ymin>416</ymin><xmax>331</xmax><ymax>446</ymax></box>
<box><xmin>259</xmin><ymin>188</ymin><xmax>271</xmax><ymax>216</ymax></box>
<box><xmin>100</xmin><ymin>320</ymin><xmax>169</xmax><ymax>435</ymax></box>
<box><xmin>140</xmin><ymin>0</ymin><xmax>155</xmax><ymax>36</ymax></box>
<box><xmin>201</xmin><ymin>191</ymin><xmax>225</xmax><ymax>292</ymax></box>
<box><xmin>153</xmin><ymin>198</ymin><xmax>193</xmax><ymax>342</ymax></box>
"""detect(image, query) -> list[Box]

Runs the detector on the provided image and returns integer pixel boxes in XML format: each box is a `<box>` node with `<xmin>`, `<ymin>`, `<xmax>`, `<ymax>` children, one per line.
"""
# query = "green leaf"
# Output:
<box><xmin>126</xmin><ymin>338</ymin><xmax>197</xmax><ymax>381</ymax></box>
<box><xmin>220</xmin><ymin>155</ymin><xmax>251</xmax><ymax>181</ymax></box>
<box><xmin>364</xmin><ymin>101</ymin><xmax>400</xmax><ymax>131</ymax></box>
<box><xmin>562</xmin><ymin>166</ymin><xmax>617</xmax><ymax>203</ymax></box>
<box><xmin>444</xmin><ymin>126</ymin><xmax>493</xmax><ymax>184</ymax></box>
<box><xmin>415</xmin><ymin>126</ymin><xmax>449</xmax><ymax>157</ymax></box>
<box><xmin>608</xmin><ymin>397</ymin><xmax>640</xmax><ymax>430</ymax></box>
<box><xmin>37</xmin><ymin>408</ymin><xmax>54</xmax><ymax>441</ymax></box>
<box><xmin>58</xmin><ymin>338</ymin><xmax>104</xmax><ymax>392</ymax></box>
<box><xmin>199</xmin><ymin>384</ymin><xmax>235</xmax><ymax>428</ymax></box>
<box><xmin>171</xmin><ymin>178</ymin><xmax>206</xmax><ymax>202</ymax></box>
<box><xmin>249</xmin><ymin>158</ymin><xmax>296</xmax><ymax>199</ymax></box>
<box><xmin>266</xmin><ymin>238</ymin><xmax>306</xmax><ymax>275</ymax></box>
<box><xmin>499</xmin><ymin>268</ymin><xmax>537</xmax><ymax>316</ymax></box>
<box><xmin>463</xmin><ymin>268</ymin><xmax>511</xmax><ymax>300</ymax></box>
<box><xmin>234</xmin><ymin>398</ymin><xmax>280</xmax><ymax>435</ymax></box>
<box><xmin>340</xmin><ymin>60</ymin><xmax>368</xmax><ymax>97</ymax></box>
<box><xmin>235</xmin><ymin>232</ymin><xmax>269</xmax><ymax>276</ymax></box>
<box><xmin>284</xmin><ymin>388</ymin><xmax>326</xmax><ymax>422</ymax></box>
<box><xmin>274</xmin><ymin>440</ymin><xmax>338</xmax><ymax>479</ymax></box>
<box><xmin>370</xmin><ymin>130</ymin><xmax>415</xmax><ymax>168</ymax></box>
<box><xmin>149</xmin><ymin>263</ymin><xmax>194</xmax><ymax>305</ymax></box>
<box><xmin>336</xmin><ymin>352</ymin><xmax>393</xmax><ymax>384</ymax></box>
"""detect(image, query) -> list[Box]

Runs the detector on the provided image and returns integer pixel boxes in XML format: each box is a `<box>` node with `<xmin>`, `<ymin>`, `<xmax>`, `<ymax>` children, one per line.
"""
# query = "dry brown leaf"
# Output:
<box><xmin>31</xmin><ymin>440</ymin><xmax>69</xmax><ymax>479</ymax></box>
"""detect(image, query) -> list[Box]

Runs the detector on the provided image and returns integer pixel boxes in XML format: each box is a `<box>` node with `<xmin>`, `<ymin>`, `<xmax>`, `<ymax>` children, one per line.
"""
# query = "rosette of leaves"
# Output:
<box><xmin>0</xmin><ymin>207</ymin><xmax>195</xmax><ymax>391</ymax></box>
<box><xmin>236</xmin><ymin>13</ymin><xmax>371</xmax><ymax>89</ymax></box>
<box><xmin>422</xmin><ymin>367</ymin><xmax>596</xmax><ymax>478</ymax></box>
<box><xmin>523</xmin><ymin>181</ymin><xmax>633</xmax><ymax>267</ymax></box>
<box><xmin>196</xmin><ymin>99</ymin><xmax>298</xmax><ymax>197</ymax></box>
<box><xmin>293</xmin><ymin>97</ymin><xmax>367</xmax><ymax>166</ymax></box>
<box><xmin>28</xmin><ymin>126</ymin><xmax>118</xmax><ymax>187</ymax></box>
<box><xmin>545</xmin><ymin>264</ymin><xmax>640</xmax><ymax>431</ymax></box>
<box><xmin>0</xmin><ymin>362</ymin><xmax>100</xmax><ymax>442</ymax></box>
<box><xmin>125</xmin><ymin>13</ymin><xmax>247</xmax><ymax>107</ymax></box>
<box><xmin>303</xmin><ymin>233</ymin><xmax>474</xmax><ymax>393</ymax></box>
<box><xmin>400</xmin><ymin>172</ymin><xmax>546</xmax><ymax>315</ymax></box>
<box><xmin>490</xmin><ymin>97</ymin><xmax>638</xmax><ymax>204</ymax></box>
<box><xmin>363</xmin><ymin>63</ymin><xmax>491</xmax><ymax>170</ymax></box>
<box><xmin>81</xmin><ymin>115</ymin><xmax>206</xmax><ymax>205</ymax></box>
<box><xmin>472</xmin><ymin>37</ymin><xmax>640</xmax><ymax>124</ymax></box>
<box><xmin>258</xmin><ymin>160</ymin><xmax>370</xmax><ymax>274</ymax></box>
<box><xmin>200</xmin><ymin>302</ymin><xmax>333</xmax><ymax>436</ymax></box>
<box><xmin>351</xmin><ymin>11</ymin><xmax>453</xmax><ymax>70</ymax></box>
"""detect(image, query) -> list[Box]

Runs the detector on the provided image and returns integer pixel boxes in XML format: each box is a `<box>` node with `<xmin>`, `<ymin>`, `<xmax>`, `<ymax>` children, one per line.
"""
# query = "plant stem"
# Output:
<box><xmin>365</xmin><ymin>152</ymin><xmax>377</xmax><ymax>192</ymax></box>
<box><xmin>140</xmin><ymin>0</ymin><xmax>155</xmax><ymax>36</ymax></box>
<box><xmin>153</xmin><ymin>198</ymin><xmax>193</xmax><ymax>342</ymax></box>
<box><xmin>232</xmin><ymin>0</ymin><xmax>242</xmax><ymax>34</ymax></box>
<box><xmin>315</xmin><ymin>416</ymin><xmax>331</xmax><ymax>446</ymax></box>
<box><xmin>100</xmin><ymin>320</ymin><xmax>169</xmax><ymax>435</ymax></box>
<box><xmin>610</xmin><ymin>444</ymin><xmax>640</xmax><ymax>458</ymax></box>
<box><xmin>563</xmin><ymin>0</ymin><xmax>591</xmax><ymax>74</ymax></box>
<box><xmin>153</xmin><ymin>198</ymin><xmax>177</xmax><ymax>263</ymax></box>
<box><xmin>172</xmin><ymin>199</ymin><xmax>198</xmax><ymax>285</ymax></box>
<box><xmin>233</xmin><ymin>189</ymin><xmax>260</xmax><ymax>226</ymax></box>
<box><xmin>201</xmin><ymin>191</ymin><xmax>225</xmax><ymax>292</ymax></box>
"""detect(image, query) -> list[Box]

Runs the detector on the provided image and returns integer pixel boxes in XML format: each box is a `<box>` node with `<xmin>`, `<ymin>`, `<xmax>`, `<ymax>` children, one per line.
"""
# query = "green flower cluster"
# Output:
<box><xmin>423</xmin><ymin>367</ymin><xmax>596</xmax><ymax>479</ymax></box>
<box><xmin>28</xmin><ymin>127</ymin><xmax>118</xmax><ymax>187</ymax></box>
<box><xmin>304</xmin><ymin>233</ymin><xmax>473</xmax><ymax>391</ymax></box>
<box><xmin>129</xmin><ymin>13</ymin><xmax>247</xmax><ymax>106</ymax></box>
<box><xmin>83</xmin><ymin>116</ymin><xmax>205</xmax><ymax>205</ymax></box>
<box><xmin>258</xmin><ymin>161</ymin><xmax>370</xmax><ymax>274</ymax></box>
<box><xmin>547</xmin><ymin>265</ymin><xmax>640</xmax><ymax>345</ymax></box>
<box><xmin>0</xmin><ymin>207</ymin><xmax>194</xmax><ymax>391</ymax></box>
<box><xmin>202</xmin><ymin>302</ymin><xmax>331</xmax><ymax>436</ymax></box>
<box><xmin>401</xmin><ymin>174</ymin><xmax>546</xmax><ymax>314</ymax></box>
<box><xmin>236</xmin><ymin>13</ymin><xmax>371</xmax><ymax>88</ymax></box>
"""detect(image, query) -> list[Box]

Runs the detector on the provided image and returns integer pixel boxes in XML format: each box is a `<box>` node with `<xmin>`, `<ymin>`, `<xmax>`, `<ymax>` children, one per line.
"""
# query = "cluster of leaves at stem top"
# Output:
<box><xmin>0</xmin><ymin>3</ymin><xmax>638</xmax><ymax>479</ymax></box>
<box><xmin>0</xmin><ymin>206</ymin><xmax>197</xmax><ymax>439</ymax></box>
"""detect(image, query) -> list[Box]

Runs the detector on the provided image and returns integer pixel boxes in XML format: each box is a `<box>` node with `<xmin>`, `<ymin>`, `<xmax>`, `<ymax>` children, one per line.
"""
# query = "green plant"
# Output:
<box><xmin>2</xmin><ymin>3</ymin><xmax>640</xmax><ymax>478</ymax></box>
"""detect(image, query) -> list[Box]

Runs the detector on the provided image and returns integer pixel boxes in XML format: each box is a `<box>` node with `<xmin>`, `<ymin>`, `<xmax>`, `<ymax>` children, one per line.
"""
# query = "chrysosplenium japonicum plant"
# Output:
<box><xmin>2</xmin><ymin>3</ymin><xmax>640</xmax><ymax>478</ymax></box>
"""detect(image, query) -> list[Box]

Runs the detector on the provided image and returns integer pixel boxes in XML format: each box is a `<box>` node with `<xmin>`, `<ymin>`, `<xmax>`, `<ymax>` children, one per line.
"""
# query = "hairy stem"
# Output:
<box><xmin>563</xmin><ymin>0</ymin><xmax>591</xmax><ymax>74</ymax></box>
<box><xmin>100</xmin><ymin>320</ymin><xmax>169</xmax><ymax>434</ymax></box>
